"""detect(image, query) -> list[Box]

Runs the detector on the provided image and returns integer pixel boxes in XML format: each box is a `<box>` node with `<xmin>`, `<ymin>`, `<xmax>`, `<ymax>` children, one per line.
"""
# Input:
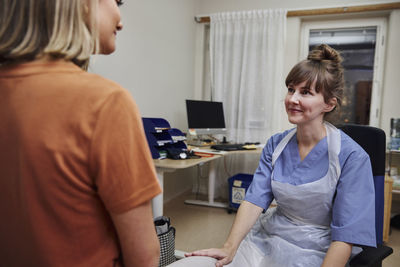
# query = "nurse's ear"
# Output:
<box><xmin>324</xmin><ymin>97</ymin><xmax>337</xmax><ymax>113</ymax></box>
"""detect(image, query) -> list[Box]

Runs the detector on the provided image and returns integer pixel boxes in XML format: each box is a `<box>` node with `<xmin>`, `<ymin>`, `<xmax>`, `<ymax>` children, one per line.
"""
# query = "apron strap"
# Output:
<box><xmin>325</xmin><ymin>122</ymin><xmax>342</xmax><ymax>181</ymax></box>
<box><xmin>272</xmin><ymin>128</ymin><xmax>296</xmax><ymax>167</ymax></box>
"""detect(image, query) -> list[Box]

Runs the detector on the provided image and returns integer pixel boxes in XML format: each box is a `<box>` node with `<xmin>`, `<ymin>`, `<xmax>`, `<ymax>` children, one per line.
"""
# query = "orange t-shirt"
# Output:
<box><xmin>0</xmin><ymin>60</ymin><xmax>161</xmax><ymax>266</ymax></box>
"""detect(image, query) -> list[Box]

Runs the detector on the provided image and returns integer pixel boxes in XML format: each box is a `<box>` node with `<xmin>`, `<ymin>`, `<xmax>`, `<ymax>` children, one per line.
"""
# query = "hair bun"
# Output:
<box><xmin>307</xmin><ymin>44</ymin><xmax>343</xmax><ymax>64</ymax></box>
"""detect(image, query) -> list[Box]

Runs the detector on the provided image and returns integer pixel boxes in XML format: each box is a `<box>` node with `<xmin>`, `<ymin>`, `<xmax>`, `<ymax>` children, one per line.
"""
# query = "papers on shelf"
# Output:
<box><xmin>171</xmin><ymin>136</ymin><xmax>186</xmax><ymax>142</ymax></box>
<box><xmin>157</xmin><ymin>140</ymin><xmax>172</xmax><ymax>146</ymax></box>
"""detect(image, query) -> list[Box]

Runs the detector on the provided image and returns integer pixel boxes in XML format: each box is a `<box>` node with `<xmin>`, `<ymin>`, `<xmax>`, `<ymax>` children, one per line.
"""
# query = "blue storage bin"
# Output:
<box><xmin>389</xmin><ymin>137</ymin><xmax>400</xmax><ymax>150</ymax></box>
<box><xmin>228</xmin><ymin>173</ymin><xmax>253</xmax><ymax>210</ymax></box>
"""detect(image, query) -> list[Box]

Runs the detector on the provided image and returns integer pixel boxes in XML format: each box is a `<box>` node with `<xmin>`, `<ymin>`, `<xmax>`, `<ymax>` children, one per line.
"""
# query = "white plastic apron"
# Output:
<box><xmin>227</xmin><ymin>122</ymin><xmax>341</xmax><ymax>267</ymax></box>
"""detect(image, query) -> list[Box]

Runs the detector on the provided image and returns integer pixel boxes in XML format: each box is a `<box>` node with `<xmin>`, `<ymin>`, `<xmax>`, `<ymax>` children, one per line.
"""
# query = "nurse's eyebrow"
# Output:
<box><xmin>287</xmin><ymin>83</ymin><xmax>314</xmax><ymax>91</ymax></box>
<box><xmin>301</xmin><ymin>85</ymin><xmax>317</xmax><ymax>91</ymax></box>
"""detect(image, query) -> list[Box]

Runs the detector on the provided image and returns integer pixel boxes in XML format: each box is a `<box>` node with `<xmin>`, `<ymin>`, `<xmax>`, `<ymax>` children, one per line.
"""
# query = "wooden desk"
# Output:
<box><xmin>152</xmin><ymin>155</ymin><xmax>222</xmax><ymax>217</ymax></box>
<box><xmin>151</xmin><ymin>147</ymin><xmax>262</xmax><ymax>217</ymax></box>
<box><xmin>384</xmin><ymin>175</ymin><xmax>394</xmax><ymax>242</ymax></box>
<box><xmin>184</xmin><ymin>147</ymin><xmax>262</xmax><ymax>209</ymax></box>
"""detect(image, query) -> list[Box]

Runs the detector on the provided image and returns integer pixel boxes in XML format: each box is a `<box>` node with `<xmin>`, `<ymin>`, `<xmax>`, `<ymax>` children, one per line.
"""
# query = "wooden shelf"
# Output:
<box><xmin>384</xmin><ymin>175</ymin><xmax>393</xmax><ymax>242</ymax></box>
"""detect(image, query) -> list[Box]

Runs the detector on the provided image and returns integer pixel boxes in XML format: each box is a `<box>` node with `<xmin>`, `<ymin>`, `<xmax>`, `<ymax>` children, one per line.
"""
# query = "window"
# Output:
<box><xmin>301</xmin><ymin>18</ymin><xmax>387</xmax><ymax>126</ymax></box>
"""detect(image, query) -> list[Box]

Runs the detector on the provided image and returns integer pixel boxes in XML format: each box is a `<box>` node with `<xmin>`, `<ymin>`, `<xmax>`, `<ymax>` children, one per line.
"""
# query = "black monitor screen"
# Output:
<box><xmin>186</xmin><ymin>100</ymin><xmax>226</xmax><ymax>129</ymax></box>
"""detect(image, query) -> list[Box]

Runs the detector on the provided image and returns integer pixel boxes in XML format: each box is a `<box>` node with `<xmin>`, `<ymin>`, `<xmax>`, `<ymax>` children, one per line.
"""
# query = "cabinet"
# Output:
<box><xmin>142</xmin><ymin>118</ymin><xmax>187</xmax><ymax>159</ymax></box>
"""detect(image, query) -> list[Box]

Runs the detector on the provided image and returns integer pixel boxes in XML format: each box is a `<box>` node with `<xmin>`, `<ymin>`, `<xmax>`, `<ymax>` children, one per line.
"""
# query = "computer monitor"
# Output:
<box><xmin>186</xmin><ymin>99</ymin><xmax>227</xmax><ymax>135</ymax></box>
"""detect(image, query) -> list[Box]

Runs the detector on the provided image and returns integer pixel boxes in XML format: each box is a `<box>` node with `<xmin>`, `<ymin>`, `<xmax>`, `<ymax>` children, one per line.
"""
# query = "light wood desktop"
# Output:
<box><xmin>151</xmin><ymin>146</ymin><xmax>262</xmax><ymax>218</ymax></box>
<box><xmin>384</xmin><ymin>174</ymin><xmax>393</xmax><ymax>242</ymax></box>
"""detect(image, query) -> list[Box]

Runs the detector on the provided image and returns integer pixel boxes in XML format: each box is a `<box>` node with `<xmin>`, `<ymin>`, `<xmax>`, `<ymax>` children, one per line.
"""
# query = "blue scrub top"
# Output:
<box><xmin>245</xmin><ymin>129</ymin><xmax>376</xmax><ymax>247</ymax></box>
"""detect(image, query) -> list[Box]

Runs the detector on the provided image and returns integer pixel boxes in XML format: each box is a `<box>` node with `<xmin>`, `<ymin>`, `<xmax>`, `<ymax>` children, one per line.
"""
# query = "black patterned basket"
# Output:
<box><xmin>158</xmin><ymin>226</ymin><xmax>176</xmax><ymax>267</ymax></box>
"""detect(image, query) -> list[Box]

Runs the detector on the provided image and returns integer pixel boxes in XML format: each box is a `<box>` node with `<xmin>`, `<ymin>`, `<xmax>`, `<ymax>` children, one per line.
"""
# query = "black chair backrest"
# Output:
<box><xmin>338</xmin><ymin>124</ymin><xmax>386</xmax><ymax>245</ymax></box>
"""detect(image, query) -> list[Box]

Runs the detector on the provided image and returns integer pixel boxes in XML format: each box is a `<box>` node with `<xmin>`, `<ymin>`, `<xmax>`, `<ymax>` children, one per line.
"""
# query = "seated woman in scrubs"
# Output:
<box><xmin>183</xmin><ymin>44</ymin><xmax>376</xmax><ymax>267</ymax></box>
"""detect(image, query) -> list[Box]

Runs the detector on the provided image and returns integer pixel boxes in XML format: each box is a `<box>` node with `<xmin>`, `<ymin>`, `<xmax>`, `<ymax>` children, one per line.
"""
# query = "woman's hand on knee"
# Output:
<box><xmin>185</xmin><ymin>247</ymin><xmax>234</xmax><ymax>267</ymax></box>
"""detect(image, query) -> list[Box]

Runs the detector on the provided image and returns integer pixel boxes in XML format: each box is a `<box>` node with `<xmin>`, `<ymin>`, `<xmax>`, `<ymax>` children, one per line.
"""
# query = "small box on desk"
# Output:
<box><xmin>228</xmin><ymin>173</ymin><xmax>253</xmax><ymax>213</ymax></box>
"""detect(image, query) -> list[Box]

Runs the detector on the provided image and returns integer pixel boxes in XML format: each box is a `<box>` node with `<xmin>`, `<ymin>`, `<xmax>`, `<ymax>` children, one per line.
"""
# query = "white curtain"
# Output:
<box><xmin>210</xmin><ymin>9</ymin><xmax>287</xmax><ymax>143</ymax></box>
<box><xmin>198</xmin><ymin>10</ymin><xmax>286</xmax><ymax>199</ymax></box>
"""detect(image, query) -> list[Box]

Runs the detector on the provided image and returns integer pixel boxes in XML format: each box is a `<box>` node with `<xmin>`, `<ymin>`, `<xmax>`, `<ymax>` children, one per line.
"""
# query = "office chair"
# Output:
<box><xmin>338</xmin><ymin>124</ymin><xmax>393</xmax><ymax>267</ymax></box>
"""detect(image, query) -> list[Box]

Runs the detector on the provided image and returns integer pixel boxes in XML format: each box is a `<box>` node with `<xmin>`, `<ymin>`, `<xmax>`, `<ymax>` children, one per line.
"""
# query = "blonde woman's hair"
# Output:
<box><xmin>0</xmin><ymin>0</ymin><xmax>99</xmax><ymax>69</ymax></box>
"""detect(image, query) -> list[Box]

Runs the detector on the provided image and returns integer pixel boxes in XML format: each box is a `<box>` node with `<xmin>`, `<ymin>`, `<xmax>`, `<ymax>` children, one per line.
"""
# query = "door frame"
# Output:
<box><xmin>300</xmin><ymin>18</ymin><xmax>387</xmax><ymax>127</ymax></box>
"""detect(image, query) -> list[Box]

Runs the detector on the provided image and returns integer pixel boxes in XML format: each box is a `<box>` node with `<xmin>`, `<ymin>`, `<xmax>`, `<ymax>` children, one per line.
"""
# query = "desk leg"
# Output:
<box><xmin>184</xmin><ymin>159</ymin><xmax>228</xmax><ymax>208</ymax></box>
<box><xmin>152</xmin><ymin>168</ymin><xmax>165</xmax><ymax>218</ymax></box>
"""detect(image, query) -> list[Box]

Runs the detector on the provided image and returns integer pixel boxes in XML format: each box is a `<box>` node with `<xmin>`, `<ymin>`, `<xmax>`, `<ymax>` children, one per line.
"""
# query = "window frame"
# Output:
<box><xmin>300</xmin><ymin>18</ymin><xmax>387</xmax><ymax>127</ymax></box>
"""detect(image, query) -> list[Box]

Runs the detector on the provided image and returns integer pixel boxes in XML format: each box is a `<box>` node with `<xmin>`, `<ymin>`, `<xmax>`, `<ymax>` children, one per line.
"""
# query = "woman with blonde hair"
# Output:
<box><xmin>0</xmin><ymin>1</ymin><xmax>161</xmax><ymax>266</ymax></box>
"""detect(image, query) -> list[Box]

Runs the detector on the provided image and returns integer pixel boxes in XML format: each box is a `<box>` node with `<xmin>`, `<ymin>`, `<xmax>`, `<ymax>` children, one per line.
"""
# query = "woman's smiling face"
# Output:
<box><xmin>97</xmin><ymin>0</ymin><xmax>124</xmax><ymax>54</ymax></box>
<box><xmin>285</xmin><ymin>80</ymin><xmax>335</xmax><ymax>126</ymax></box>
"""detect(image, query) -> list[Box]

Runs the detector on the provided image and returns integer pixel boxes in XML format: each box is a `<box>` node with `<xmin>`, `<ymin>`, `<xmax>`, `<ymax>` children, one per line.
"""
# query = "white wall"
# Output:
<box><xmin>90</xmin><ymin>0</ymin><xmax>199</xmax><ymax>202</ymax></box>
<box><xmin>381</xmin><ymin>9</ymin><xmax>400</xmax><ymax>139</ymax></box>
<box><xmin>195</xmin><ymin>0</ymin><xmax>399</xmax><ymax>13</ymax></box>
<box><xmin>91</xmin><ymin>0</ymin><xmax>197</xmax><ymax>130</ymax></box>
